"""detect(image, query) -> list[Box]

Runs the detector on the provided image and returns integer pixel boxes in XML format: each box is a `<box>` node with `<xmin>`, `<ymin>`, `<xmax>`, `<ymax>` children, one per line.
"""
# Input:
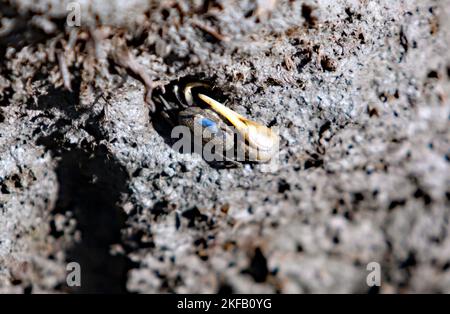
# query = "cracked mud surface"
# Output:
<box><xmin>0</xmin><ymin>0</ymin><xmax>449</xmax><ymax>293</ymax></box>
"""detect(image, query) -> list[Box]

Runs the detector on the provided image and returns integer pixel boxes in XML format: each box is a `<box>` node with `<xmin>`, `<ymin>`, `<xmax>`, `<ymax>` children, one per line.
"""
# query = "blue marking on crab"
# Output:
<box><xmin>200</xmin><ymin>118</ymin><xmax>218</xmax><ymax>133</ymax></box>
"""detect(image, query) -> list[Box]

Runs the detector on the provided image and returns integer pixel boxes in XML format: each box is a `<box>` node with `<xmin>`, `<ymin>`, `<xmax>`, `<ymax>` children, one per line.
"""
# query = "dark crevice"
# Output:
<box><xmin>151</xmin><ymin>75</ymin><xmax>239</xmax><ymax>169</ymax></box>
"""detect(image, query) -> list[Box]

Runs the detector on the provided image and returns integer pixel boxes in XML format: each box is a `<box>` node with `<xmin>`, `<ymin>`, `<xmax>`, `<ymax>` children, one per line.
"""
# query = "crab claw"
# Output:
<box><xmin>197</xmin><ymin>93</ymin><xmax>278</xmax><ymax>162</ymax></box>
<box><xmin>183</xmin><ymin>82</ymin><xmax>210</xmax><ymax>106</ymax></box>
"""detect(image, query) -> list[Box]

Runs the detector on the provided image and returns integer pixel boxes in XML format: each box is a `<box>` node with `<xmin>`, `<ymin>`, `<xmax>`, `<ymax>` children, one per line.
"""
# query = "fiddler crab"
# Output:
<box><xmin>153</xmin><ymin>79</ymin><xmax>279</xmax><ymax>165</ymax></box>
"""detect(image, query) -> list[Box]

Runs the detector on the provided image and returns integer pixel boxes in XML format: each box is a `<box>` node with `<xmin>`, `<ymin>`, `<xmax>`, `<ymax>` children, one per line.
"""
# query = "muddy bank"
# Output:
<box><xmin>0</xmin><ymin>0</ymin><xmax>449</xmax><ymax>293</ymax></box>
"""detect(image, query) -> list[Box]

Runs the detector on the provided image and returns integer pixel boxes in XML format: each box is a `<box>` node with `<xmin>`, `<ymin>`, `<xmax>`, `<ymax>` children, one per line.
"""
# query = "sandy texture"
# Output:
<box><xmin>0</xmin><ymin>0</ymin><xmax>449</xmax><ymax>293</ymax></box>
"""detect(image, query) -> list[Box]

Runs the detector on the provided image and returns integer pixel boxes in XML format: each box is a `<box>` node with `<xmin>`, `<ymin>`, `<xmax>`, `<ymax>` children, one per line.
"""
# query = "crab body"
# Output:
<box><xmin>155</xmin><ymin>80</ymin><xmax>278</xmax><ymax>163</ymax></box>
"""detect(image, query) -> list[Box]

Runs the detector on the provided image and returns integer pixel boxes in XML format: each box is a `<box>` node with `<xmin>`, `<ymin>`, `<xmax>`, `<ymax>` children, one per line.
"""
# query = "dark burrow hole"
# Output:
<box><xmin>151</xmin><ymin>75</ymin><xmax>245</xmax><ymax>169</ymax></box>
<box><xmin>152</xmin><ymin>75</ymin><xmax>213</xmax><ymax>138</ymax></box>
<box><xmin>151</xmin><ymin>75</ymin><xmax>225</xmax><ymax>138</ymax></box>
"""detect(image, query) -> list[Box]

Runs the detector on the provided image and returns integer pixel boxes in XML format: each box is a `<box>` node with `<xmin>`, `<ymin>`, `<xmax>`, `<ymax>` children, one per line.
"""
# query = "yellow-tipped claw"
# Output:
<box><xmin>197</xmin><ymin>93</ymin><xmax>278</xmax><ymax>161</ymax></box>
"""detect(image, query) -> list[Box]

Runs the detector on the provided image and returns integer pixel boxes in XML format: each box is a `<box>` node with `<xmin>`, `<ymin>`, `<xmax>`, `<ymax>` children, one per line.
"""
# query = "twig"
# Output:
<box><xmin>57</xmin><ymin>50</ymin><xmax>72</xmax><ymax>92</ymax></box>
<box><xmin>110</xmin><ymin>36</ymin><xmax>165</xmax><ymax>112</ymax></box>
<box><xmin>192</xmin><ymin>20</ymin><xmax>230</xmax><ymax>42</ymax></box>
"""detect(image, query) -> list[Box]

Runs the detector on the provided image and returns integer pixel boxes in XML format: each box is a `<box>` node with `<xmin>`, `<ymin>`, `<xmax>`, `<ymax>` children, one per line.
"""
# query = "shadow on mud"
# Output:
<box><xmin>36</xmin><ymin>84</ymin><xmax>131</xmax><ymax>293</ymax></box>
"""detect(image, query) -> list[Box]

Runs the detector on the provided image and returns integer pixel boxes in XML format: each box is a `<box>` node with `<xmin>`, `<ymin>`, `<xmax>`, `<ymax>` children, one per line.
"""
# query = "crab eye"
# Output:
<box><xmin>200</xmin><ymin>118</ymin><xmax>218</xmax><ymax>133</ymax></box>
